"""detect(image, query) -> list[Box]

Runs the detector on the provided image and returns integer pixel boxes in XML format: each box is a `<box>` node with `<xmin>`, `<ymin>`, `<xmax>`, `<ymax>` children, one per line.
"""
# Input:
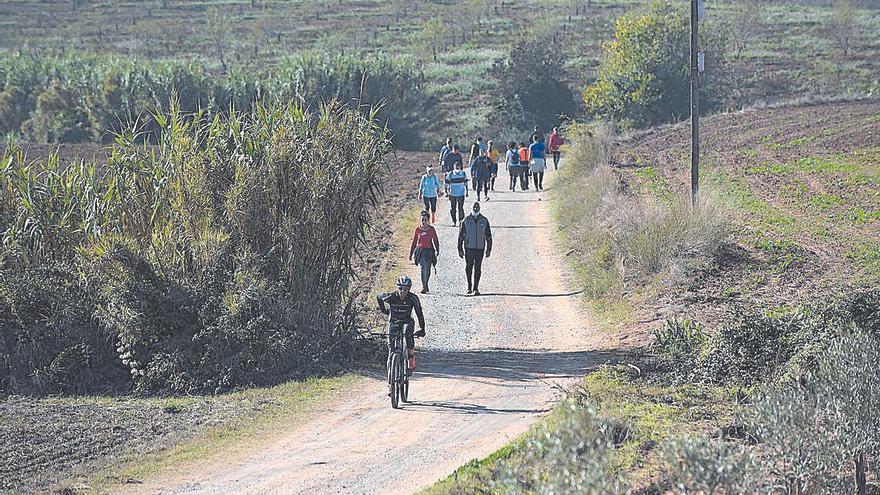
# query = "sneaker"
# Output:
<box><xmin>467</xmin><ymin>288</ymin><xmax>473</xmax><ymax>294</ymax></box>
<box><xmin>485</xmin><ymin>196</ymin><xmax>490</xmax><ymax>201</ymax></box>
<box><xmin>473</xmin><ymin>290</ymin><xmax>481</xmax><ymax>296</ymax></box>
<box><xmin>420</xmin><ymin>288</ymin><xmax>428</xmax><ymax>294</ymax></box>
<box><xmin>452</xmin><ymin>220</ymin><xmax>457</xmax><ymax>226</ymax></box>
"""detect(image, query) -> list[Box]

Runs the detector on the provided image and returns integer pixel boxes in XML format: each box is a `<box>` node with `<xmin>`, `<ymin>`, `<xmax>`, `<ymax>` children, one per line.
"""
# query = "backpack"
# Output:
<box><xmin>509</xmin><ymin>149</ymin><xmax>519</xmax><ymax>166</ymax></box>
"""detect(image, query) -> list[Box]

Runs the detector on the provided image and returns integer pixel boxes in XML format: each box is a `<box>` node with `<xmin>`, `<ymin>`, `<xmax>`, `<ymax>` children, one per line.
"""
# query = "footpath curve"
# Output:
<box><xmin>122</xmin><ymin>165</ymin><xmax>616</xmax><ymax>495</ymax></box>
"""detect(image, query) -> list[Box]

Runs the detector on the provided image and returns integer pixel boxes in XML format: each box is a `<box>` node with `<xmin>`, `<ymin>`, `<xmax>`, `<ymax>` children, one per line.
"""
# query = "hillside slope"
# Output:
<box><xmin>613</xmin><ymin>99</ymin><xmax>880</xmax><ymax>327</ymax></box>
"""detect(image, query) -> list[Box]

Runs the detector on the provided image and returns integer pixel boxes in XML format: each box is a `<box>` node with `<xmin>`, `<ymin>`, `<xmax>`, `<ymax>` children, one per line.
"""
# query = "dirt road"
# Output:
<box><xmin>123</xmin><ymin>168</ymin><xmax>615</xmax><ymax>495</ymax></box>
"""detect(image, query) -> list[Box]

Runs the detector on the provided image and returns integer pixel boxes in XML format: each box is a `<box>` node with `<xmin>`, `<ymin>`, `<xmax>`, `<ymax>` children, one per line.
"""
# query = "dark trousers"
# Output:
<box><xmin>450</xmin><ymin>195</ymin><xmax>465</xmax><ymax>222</ymax></box>
<box><xmin>417</xmin><ymin>249</ymin><xmax>434</xmax><ymax>291</ymax></box>
<box><xmin>389</xmin><ymin>319</ymin><xmax>415</xmax><ymax>351</ymax></box>
<box><xmin>476</xmin><ymin>179</ymin><xmax>489</xmax><ymax>198</ymax></box>
<box><xmin>552</xmin><ymin>151</ymin><xmax>561</xmax><ymax>169</ymax></box>
<box><xmin>423</xmin><ymin>196</ymin><xmax>437</xmax><ymax>213</ymax></box>
<box><xmin>522</xmin><ymin>169</ymin><xmax>530</xmax><ymax>189</ymax></box>
<box><xmin>533</xmin><ymin>171</ymin><xmax>544</xmax><ymax>189</ymax></box>
<box><xmin>465</xmin><ymin>248</ymin><xmax>485</xmax><ymax>291</ymax></box>
<box><xmin>509</xmin><ymin>169</ymin><xmax>518</xmax><ymax>190</ymax></box>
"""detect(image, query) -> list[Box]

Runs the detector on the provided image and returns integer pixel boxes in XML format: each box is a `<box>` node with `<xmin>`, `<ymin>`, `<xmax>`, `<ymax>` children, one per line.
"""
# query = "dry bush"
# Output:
<box><xmin>0</xmin><ymin>100</ymin><xmax>390</xmax><ymax>395</ymax></box>
<box><xmin>553</xmin><ymin>123</ymin><xmax>727</xmax><ymax>296</ymax></box>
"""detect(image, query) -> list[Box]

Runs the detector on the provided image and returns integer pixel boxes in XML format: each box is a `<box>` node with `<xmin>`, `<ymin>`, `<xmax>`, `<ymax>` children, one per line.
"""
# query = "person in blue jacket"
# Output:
<box><xmin>528</xmin><ymin>135</ymin><xmax>547</xmax><ymax>191</ymax></box>
<box><xmin>445</xmin><ymin>160</ymin><xmax>469</xmax><ymax>226</ymax></box>
<box><xmin>418</xmin><ymin>166</ymin><xmax>442</xmax><ymax>223</ymax></box>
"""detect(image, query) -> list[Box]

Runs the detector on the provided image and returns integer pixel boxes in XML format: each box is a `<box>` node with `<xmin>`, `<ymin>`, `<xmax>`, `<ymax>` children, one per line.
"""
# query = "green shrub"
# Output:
<box><xmin>660</xmin><ymin>435</ymin><xmax>756</xmax><ymax>494</ymax></box>
<box><xmin>583</xmin><ymin>0</ymin><xmax>729</xmax><ymax>128</ymax></box>
<box><xmin>0</xmin><ymin>261</ymin><xmax>128</xmax><ymax>394</ymax></box>
<box><xmin>493</xmin><ymin>401</ymin><xmax>626</xmax><ymax>495</ymax></box>
<box><xmin>491</xmin><ymin>38</ymin><xmax>578</xmax><ymax>133</ymax></box>
<box><xmin>652</xmin><ymin>317</ymin><xmax>706</xmax><ymax>372</ymax></box>
<box><xmin>655</xmin><ymin>290</ymin><xmax>880</xmax><ymax>385</ymax></box>
<box><xmin>0</xmin><ymin>53</ymin><xmax>434</xmax><ymax>148</ymax></box>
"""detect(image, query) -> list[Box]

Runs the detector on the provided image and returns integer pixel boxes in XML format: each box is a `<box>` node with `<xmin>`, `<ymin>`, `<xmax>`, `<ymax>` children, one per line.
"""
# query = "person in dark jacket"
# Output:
<box><xmin>377</xmin><ymin>276</ymin><xmax>426</xmax><ymax>373</ymax></box>
<box><xmin>457</xmin><ymin>202</ymin><xmax>492</xmax><ymax>295</ymax></box>
<box><xmin>471</xmin><ymin>148</ymin><xmax>491</xmax><ymax>202</ymax></box>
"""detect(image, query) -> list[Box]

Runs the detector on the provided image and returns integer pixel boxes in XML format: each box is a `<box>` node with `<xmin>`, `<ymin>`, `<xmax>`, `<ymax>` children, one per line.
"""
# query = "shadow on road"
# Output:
<box><xmin>490</xmin><ymin>225</ymin><xmax>553</xmax><ymax>229</ymax></box>
<box><xmin>403</xmin><ymin>400</ymin><xmax>551</xmax><ymax>415</ymax></box>
<box><xmin>416</xmin><ymin>347</ymin><xmax>625</xmax><ymax>384</ymax></box>
<box><xmin>471</xmin><ymin>290</ymin><xmax>584</xmax><ymax>298</ymax></box>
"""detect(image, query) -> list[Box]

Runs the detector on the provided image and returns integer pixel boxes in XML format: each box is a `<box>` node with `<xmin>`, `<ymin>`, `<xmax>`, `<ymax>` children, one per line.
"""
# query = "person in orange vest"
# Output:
<box><xmin>518</xmin><ymin>142</ymin><xmax>531</xmax><ymax>190</ymax></box>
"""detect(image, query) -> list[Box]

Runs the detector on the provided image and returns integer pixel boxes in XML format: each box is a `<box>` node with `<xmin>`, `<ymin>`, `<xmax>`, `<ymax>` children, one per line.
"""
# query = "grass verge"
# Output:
<box><xmin>77</xmin><ymin>375</ymin><xmax>361</xmax><ymax>493</ymax></box>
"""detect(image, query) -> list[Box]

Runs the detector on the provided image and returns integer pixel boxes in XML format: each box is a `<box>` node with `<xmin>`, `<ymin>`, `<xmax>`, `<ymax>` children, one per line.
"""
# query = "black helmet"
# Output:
<box><xmin>396</xmin><ymin>276</ymin><xmax>413</xmax><ymax>288</ymax></box>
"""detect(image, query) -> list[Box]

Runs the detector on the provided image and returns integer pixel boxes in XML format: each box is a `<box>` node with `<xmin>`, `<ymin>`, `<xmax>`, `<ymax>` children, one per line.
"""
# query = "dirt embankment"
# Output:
<box><xmin>612</xmin><ymin>99</ymin><xmax>880</xmax><ymax>327</ymax></box>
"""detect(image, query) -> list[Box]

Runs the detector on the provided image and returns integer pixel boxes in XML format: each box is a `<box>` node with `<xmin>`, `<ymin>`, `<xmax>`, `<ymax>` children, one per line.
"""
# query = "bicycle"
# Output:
<box><xmin>374</xmin><ymin>318</ymin><xmax>415</xmax><ymax>409</ymax></box>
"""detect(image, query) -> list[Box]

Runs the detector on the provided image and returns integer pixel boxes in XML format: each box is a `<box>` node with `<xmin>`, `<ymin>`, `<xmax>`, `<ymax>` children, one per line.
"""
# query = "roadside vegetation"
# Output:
<box><xmin>0</xmin><ymin>100</ymin><xmax>390</xmax><ymax>395</ymax></box>
<box><xmin>426</xmin><ymin>109</ymin><xmax>880</xmax><ymax>494</ymax></box>
<box><xmin>0</xmin><ymin>53</ymin><xmax>433</xmax><ymax>148</ymax></box>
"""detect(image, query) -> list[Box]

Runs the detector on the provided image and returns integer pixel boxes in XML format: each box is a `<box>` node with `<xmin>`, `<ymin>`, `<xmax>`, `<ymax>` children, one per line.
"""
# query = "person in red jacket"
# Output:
<box><xmin>409</xmin><ymin>211</ymin><xmax>440</xmax><ymax>294</ymax></box>
<box><xmin>547</xmin><ymin>127</ymin><xmax>564</xmax><ymax>170</ymax></box>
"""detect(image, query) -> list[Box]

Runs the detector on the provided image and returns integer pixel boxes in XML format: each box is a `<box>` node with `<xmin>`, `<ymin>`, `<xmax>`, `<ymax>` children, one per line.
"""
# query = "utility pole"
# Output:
<box><xmin>689</xmin><ymin>0</ymin><xmax>702</xmax><ymax>206</ymax></box>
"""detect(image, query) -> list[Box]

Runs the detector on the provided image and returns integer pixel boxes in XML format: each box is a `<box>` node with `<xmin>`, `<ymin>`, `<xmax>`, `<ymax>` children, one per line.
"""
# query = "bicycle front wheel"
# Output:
<box><xmin>390</xmin><ymin>353</ymin><xmax>402</xmax><ymax>409</ymax></box>
<box><xmin>400</xmin><ymin>363</ymin><xmax>410</xmax><ymax>403</ymax></box>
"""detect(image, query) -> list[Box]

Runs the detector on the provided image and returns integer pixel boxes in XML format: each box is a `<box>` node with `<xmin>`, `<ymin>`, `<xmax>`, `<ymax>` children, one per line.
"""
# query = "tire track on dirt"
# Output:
<box><xmin>118</xmin><ymin>165</ymin><xmax>617</xmax><ymax>495</ymax></box>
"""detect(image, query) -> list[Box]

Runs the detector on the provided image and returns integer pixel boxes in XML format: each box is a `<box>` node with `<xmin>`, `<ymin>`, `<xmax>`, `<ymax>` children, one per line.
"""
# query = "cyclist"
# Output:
<box><xmin>377</xmin><ymin>276</ymin><xmax>426</xmax><ymax>374</ymax></box>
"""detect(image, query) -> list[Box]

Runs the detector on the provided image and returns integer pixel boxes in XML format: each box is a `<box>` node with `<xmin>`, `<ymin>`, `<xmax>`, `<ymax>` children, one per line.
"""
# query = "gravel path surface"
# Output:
<box><xmin>121</xmin><ymin>166</ymin><xmax>620</xmax><ymax>495</ymax></box>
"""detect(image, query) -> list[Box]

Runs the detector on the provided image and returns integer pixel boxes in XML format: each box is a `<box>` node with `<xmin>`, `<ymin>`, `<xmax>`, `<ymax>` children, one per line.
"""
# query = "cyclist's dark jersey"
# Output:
<box><xmin>377</xmin><ymin>291</ymin><xmax>426</xmax><ymax>329</ymax></box>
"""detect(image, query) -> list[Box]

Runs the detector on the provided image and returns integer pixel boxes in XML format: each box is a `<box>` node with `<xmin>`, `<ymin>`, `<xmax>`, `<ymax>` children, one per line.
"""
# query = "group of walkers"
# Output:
<box><xmin>410</xmin><ymin>126</ymin><xmax>564</xmax><ymax>296</ymax></box>
<box><xmin>378</xmin><ymin>127</ymin><xmax>564</xmax><ymax>375</ymax></box>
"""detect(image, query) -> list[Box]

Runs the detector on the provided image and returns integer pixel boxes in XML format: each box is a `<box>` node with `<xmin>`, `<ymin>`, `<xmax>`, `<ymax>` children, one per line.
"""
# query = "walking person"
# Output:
<box><xmin>418</xmin><ymin>166</ymin><xmax>442</xmax><ymax>223</ymax></box>
<box><xmin>457</xmin><ymin>202</ymin><xmax>492</xmax><ymax>296</ymax></box>
<box><xmin>548</xmin><ymin>127</ymin><xmax>564</xmax><ymax>170</ymax></box>
<box><xmin>518</xmin><ymin>142</ymin><xmax>531</xmax><ymax>190</ymax></box>
<box><xmin>441</xmin><ymin>144</ymin><xmax>463</xmax><ymax>194</ymax></box>
<box><xmin>472</xmin><ymin>148</ymin><xmax>491</xmax><ymax>202</ymax></box>
<box><xmin>409</xmin><ymin>211</ymin><xmax>440</xmax><ymax>294</ymax></box>
<box><xmin>487</xmin><ymin>140</ymin><xmax>499</xmax><ymax>191</ymax></box>
<box><xmin>438</xmin><ymin>137</ymin><xmax>453</xmax><ymax>187</ymax></box>
<box><xmin>438</xmin><ymin>137</ymin><xmax>453</xmax><ymax>167</ymax></box>
<box><xmin>445</xmin><ymin>159</ymin><xmax>468</xmax><ymax>226</ymax></box>
<box><xmin>529</xmin><ymin>134</ymin><xmax>547</xmax><ymax>191</ymax></box>
<box><xmin>506</xmin><ymin>141</ymin><xmax>520</xmax><ymax>191</ymax></box>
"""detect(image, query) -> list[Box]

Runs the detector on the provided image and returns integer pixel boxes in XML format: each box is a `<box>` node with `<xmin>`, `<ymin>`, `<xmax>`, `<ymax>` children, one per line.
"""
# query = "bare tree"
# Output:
<box><xmin>731</xmin><ymin>0</ymin><xmax>765</xmax><ymax>59</ymax></box>
<box><xmin>831</xmin><ymin>0</ymin><xmax>857</xmax><ymax>60</ymax></box>
<box><xmin>207</xmin><ymin>8</ymin><xmax>232</xmax><ymax>72</ymax></box>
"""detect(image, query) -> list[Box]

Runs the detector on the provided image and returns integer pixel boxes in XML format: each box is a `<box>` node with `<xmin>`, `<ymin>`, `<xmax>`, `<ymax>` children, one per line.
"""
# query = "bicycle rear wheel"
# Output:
<box><xmin>390</xmin><ymin>353</ymin><xmax>401</xmax><ymax>409</ymax></box>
